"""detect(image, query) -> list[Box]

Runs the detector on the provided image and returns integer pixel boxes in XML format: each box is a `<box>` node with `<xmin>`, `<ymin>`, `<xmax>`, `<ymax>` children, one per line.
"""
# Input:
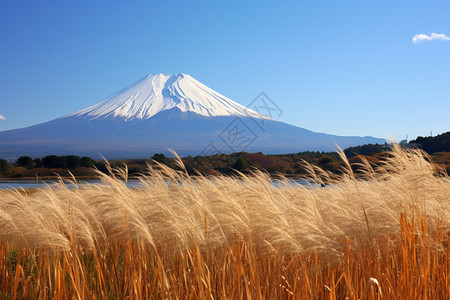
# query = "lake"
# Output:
<box><xmin>0</xmin><ymin>179</ymin><xmax>143</xmax><ymax>190</ymax></box>
<box><xmin>0</xmin><ymin>178</ymin><xmax>314</xmax><ymax>190</ymax></box>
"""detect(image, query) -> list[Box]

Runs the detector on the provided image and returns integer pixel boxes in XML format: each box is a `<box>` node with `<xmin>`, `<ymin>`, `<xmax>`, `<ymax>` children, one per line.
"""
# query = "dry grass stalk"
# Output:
<box><xmin>0</xmin><ymin>146</ymin><xmax>448</xmax><ymax>298</ymax></box>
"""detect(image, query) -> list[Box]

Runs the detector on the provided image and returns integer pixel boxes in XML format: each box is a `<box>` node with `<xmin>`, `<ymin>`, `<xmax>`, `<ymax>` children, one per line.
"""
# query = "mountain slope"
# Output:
<box><xmin>0</xmin><ymin>74</ymin><xmax>385</xmax><ymax>159</ymax></box>
<box><xmin>68</xmin><ymin>73</ymin><xmax>268</xmax><ymax>120</ymax></box>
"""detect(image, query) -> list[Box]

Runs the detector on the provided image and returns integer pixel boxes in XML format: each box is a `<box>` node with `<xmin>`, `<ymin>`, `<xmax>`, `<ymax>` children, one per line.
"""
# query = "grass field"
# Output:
<box><xmin>0</xmin><ymin>145</ymin><xmax>448</xmax><ymax>299</ymax></box>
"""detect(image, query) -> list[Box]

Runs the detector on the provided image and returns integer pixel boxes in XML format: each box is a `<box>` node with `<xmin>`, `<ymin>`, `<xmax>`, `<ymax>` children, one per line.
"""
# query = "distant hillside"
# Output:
<box><xmin>343</xmin><ymin>143</ymin><xmax>390</xmax><ymax>158</ymax></box>
<box><xmin>409</xmin><ymin>131</ymin><xmax>450</xmax><ymax>154</ymax></box>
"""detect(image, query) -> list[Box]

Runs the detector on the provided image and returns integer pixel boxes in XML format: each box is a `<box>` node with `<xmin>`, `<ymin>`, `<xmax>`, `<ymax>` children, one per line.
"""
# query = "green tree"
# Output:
<box><xmin>94</xmin><ymin>161</ymin><xmax>108</xmax><ymax>173</ymax></box>
<box><xmin>16</xmin><ymin>156</ymin><xmax>33</xmax><ymax>169</ymax></box>
<box><xmin>233</xmin><ymin>156</ymin><xmax>250</xmax><ymax>171</ymax></box>
<box><xmin>33</xmin><ymin>158</ymin><xmax>42</xmax><ymax>168</ymax></box>
<box><xmin>152</xmin><ymin>153</ymin><xmax>170</xmax><ymax>164</ymax></box>
<box><xmin>42</xmin><ymin>155</ymin><xmax>67</xmax><ymax>169</ymax></box>
<box><xmin>0</xmin><ymin>159</ymin><xmax>10</xmax><ymax>175</ymax></box>
<box><xmin>80</xmin><ymin>156</ymin><xmax>94</xmax><ymax>168</ymax></box>
<box><xmin>65</xmin><ymin>155</ymin><xmax>81</xmax><ymax>169</ymax></box>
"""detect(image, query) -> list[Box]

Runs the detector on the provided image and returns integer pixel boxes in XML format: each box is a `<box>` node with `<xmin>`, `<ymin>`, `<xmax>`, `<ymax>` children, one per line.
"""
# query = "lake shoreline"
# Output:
<box><xmin>0</xmin><ymin>176</ymin><xmax>314</xmax><ymax>190</ymax></box>
<box><xmin>0</xmin><ymin>173</ymin><xmax>308</xmax><ymax>181</ymax></box>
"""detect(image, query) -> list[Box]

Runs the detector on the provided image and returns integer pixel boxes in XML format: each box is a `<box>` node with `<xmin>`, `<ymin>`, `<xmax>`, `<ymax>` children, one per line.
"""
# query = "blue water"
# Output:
<box><xmin>0</xmin><ymin>178</ymin><xmax>314</xmax><ymax>190</ymax></box>
<box><xmin>0</xmin><ymin>179</ymin><xmax>143</xmax><ymax>190</ymax></box>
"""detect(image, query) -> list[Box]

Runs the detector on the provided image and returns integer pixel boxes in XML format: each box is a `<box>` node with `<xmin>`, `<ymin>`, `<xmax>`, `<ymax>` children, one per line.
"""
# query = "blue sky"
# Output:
<box><xmin>0</xmin><ymin>0</ymin><xmax>449</xmax><ymax>141</ymax></box>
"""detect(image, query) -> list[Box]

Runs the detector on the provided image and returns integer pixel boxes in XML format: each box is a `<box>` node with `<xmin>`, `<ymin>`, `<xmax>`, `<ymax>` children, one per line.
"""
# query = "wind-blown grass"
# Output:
<box><xmin>0</xmin><ymin>145</ymin><xmax>448</xmax><ymax>299</ymax></box>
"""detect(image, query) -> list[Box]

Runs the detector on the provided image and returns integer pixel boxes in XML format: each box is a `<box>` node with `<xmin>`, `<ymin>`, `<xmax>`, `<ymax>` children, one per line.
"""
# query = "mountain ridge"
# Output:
<box><xmin>0</xmin><ymin>73</ymin><xmax>385</xmax><ymax>159</ymax></box>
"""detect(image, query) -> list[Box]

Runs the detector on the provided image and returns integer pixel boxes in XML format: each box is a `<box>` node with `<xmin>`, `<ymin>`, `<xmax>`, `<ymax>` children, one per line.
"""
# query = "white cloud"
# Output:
<box><xmin>412</xmin><ymin>33</ymin><xmax>450</xmax><ymax>44</ymax></box>
<box><xmin>0</xmin><ymin>114</ymin><xmax>6</xmax><ymax>120</ymax></box>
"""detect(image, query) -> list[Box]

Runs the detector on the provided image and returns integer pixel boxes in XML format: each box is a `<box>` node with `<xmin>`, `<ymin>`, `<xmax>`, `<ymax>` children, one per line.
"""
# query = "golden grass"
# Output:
<box><xmin>0</xmin><ymin>145</ymin><xmax>448</xmax><ymax>299</ymax></box>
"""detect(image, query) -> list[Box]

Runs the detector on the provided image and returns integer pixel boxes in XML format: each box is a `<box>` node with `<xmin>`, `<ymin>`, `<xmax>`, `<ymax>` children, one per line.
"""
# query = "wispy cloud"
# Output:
<box><xmin>412</xmin><ymin>33</ymin><xmax>450</xmax><ymax>44</ymax></box>
<box><xmin>0</xmin><ymin>114</ymin><xmax>6</xmax><ymax>120</ymax></box>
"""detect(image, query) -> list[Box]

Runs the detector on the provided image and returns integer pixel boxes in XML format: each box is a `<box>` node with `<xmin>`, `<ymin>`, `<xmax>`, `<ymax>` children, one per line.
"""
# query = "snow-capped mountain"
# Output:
<box><xmin>68</xmin><ymin>73</ymin><xmax>268</xmax><ymax>120</ymax></box>
<box><xmin>0</xmin><ymin>73</ymin><xmax>385</xmax><ymax>159</ymax></box>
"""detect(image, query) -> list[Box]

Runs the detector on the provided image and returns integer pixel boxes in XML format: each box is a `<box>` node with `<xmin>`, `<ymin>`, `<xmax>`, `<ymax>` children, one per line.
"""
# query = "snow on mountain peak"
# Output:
<box><xmin>68</xmin><ymin>73</ymin><xmax>270</xmax><ymax>121</ymax></box>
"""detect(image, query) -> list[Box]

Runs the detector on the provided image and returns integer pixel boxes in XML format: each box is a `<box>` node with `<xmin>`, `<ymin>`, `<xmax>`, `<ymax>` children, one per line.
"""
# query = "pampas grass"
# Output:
<box><xmin>0</xmin><ymin>145</ymin><xmax>448</xmax><ymax>299</ymax></box>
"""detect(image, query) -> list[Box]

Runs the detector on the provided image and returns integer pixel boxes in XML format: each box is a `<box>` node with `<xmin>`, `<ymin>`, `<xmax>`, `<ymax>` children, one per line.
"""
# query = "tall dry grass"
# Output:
<box><xmin>0</xmin><ymin>145</ymin><xmax>448</xmax><ymax>299</ymax></box>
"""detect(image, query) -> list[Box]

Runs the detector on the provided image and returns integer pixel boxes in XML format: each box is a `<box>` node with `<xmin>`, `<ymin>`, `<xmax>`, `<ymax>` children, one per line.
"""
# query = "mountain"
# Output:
<box><xmin>0</xmin><ymin>73</ymin><xmax>385</xmax><ymax>160</ymax></box>
<box><xmin>68</xmin><ymin>73</ymin><xmax>267</xmax><ymax>120</ymax></box>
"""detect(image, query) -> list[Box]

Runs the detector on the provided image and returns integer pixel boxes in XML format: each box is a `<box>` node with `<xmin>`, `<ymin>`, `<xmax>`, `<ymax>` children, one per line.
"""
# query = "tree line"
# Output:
<box><xmin>14</xmin><ymin>155</ymin><xmax>95</xmax><ymax>169</ymax></box>
<box><xmin>409</xmin><ymin>131</ymin><xmax>450</xmax><ymax>154</ymax></box>
<box><xmin>0</xmin><ymin>155</ymin><xmax>97</xmax><ymax>178</ymax></box>
<box><xmin>1</xmin><ymin>131</ymin><xmax>449</xmax><ymax>179</ymax></box>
